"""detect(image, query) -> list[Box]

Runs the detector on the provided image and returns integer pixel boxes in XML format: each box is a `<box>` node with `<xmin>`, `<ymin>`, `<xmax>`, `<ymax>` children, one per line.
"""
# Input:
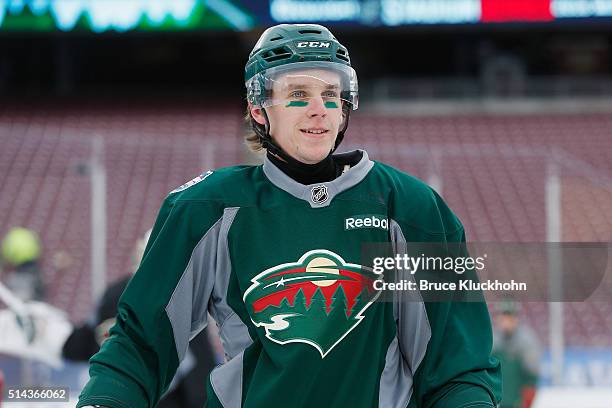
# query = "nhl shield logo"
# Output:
<box><xmin>311</xmin><ymin>185</ymin><xmax>329</xmax><ymax>204</ymax></box>
<box><xmin>243</xmin><ymin>250</ymin><xmax>380</xmax><ymax>358</ymax></box>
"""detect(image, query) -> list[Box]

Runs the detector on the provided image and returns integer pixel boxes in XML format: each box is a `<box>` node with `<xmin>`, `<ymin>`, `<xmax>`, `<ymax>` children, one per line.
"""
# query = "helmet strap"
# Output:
<box><xmin>251</xmin><ymin>108</ymin><xmax>287</xmax><ymax>160</ymax></box>
<box><xmin>333</xmin><ymin>102</ymin><xmax>351</xmax><ymax>152</ymax></box>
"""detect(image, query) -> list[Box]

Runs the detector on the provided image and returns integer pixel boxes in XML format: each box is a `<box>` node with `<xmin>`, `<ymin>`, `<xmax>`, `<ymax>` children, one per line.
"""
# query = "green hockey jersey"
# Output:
<box><xmin>77</xmin><ymin>150</ymin><xmax>501</xmax><ymax>408</ymax></box>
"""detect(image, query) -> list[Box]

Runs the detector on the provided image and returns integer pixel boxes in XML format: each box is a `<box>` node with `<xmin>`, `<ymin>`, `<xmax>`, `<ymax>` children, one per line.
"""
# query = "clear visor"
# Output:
<box><xmin>246</xmin><ymin>61</ymin><xmax>358</xmax><ymax>110</ymax></box>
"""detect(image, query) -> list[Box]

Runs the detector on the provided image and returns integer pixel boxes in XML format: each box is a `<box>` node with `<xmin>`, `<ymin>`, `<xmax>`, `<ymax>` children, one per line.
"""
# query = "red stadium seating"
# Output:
<box><xmin>1</xmin><ymin>103</ymin><xmax>610</xmax><ymax>347</ymax></box>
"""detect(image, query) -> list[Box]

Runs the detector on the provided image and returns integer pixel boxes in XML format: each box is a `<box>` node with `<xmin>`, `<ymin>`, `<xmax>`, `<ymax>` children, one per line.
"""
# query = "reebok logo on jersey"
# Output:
<box><xmin>243</xmin><ymin>250</ymin><xmax>380</xmax><ymax>358</ymax></box>
<box><xmin>345</xmin><ymin>214</ymin><xmax>388</xmax><ymax>231</ymax></box>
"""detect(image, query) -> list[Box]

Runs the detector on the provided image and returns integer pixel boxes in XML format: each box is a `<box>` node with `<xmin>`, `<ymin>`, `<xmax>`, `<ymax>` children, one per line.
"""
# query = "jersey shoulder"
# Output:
<box><xmin>370</xmin><ymin>161</ymin><xmax>434</xmax><ymax>200</ymax></box>
<box><xmin>370</xmin><ymin>161</ymin><xmax>462</xmax><ymax>236</ymax></box>
<box><xmin>166</xmin><ymin>164</ymin><xmax>258</xmax><ymax>205</ymax></box>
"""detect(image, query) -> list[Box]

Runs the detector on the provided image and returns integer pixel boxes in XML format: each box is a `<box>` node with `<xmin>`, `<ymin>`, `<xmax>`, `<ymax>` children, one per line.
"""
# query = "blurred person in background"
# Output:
<box><xmin>63</xmin><ymin>229</ymin><xmax>218</xmax><ymax>408</ymax></box>
<box><xmin>493</xmin><ymin>300</ymin><xmax>541</xmax><ymax>408</ymax></box>
<box><xmin>0</xmin><ymin>227</ymin><xmax>44</xmax><ymax>302</ymax></box>
<box><xmin>0</xmin><ymin>227</ymin><xmax>72</xmax><ymax>373</ymax></box>
<box><xmin>77</xmin><ymin>23</ymin><xmax>501</xmax><ymax>408</ymax></box>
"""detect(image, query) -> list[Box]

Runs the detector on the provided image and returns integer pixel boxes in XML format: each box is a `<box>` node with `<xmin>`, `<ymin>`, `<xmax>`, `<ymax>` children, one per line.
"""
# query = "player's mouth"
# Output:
<box><xmin>300</xmin><ymin>128</ymin><xmax>329</xmax><ymax>137</ymax></box>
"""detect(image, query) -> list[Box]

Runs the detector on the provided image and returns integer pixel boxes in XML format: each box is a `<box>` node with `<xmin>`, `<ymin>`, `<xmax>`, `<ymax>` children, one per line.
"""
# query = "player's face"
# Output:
<box><xmin>264</xmin><ymin>69</ymin><xmax>344</xmax><ymax>164</ymax></box>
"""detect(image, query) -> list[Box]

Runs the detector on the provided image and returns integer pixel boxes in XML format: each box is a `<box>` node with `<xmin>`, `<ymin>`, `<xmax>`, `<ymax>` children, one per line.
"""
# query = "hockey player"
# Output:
<box><xmin>78</xmin><ymin>24</ymin><xmax>501</xmax><ymax>408</ymax></box>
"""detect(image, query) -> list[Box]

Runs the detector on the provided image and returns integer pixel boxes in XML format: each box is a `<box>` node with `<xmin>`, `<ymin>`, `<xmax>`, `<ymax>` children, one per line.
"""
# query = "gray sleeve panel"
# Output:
<box><xmin>208</xmin><ymin>207</ymin><xmax>239</xmax><ymax>327</ymax></box>
<box><xmin>210</xmin><ymin>350</ymin><xmax>246</xmax><ymax>408</ymax></box>
<box><xmin>165</xmin><ymin>213</ymin><xmax>225</xmax><ymax>363</ymax></box>
<box><xmin>378</xmin><ymin>336</ymin><xmax>414</xmax><ymax>408</ymax></box>
<box><xmin>218</xmin><ymin>312</ymin><xmax>253</xmax><ymax>361</ymax></box>
<box><xmin>385</xmin><ymin>220</ymin><xmax>432</xmax><ymax>402</ymax></box>
<box><xmin>207</xmin><ymin>207</ymin><xmax>254</xmax><ymax>361</ymax></box>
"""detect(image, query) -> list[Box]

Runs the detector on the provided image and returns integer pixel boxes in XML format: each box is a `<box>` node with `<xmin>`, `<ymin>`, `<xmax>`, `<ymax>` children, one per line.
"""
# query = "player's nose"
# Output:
<box><xmin>306</xmin><ymin>96</ymin><xmax>327</xmax><ymax>117</ymax></box>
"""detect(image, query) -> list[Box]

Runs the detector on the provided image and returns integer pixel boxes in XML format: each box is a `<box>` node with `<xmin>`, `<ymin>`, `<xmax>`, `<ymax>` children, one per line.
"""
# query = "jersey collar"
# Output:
<box><xmin>262</xmin><ymin>149</ymin><xmax>374</xmax><ymax>208</ymax></box>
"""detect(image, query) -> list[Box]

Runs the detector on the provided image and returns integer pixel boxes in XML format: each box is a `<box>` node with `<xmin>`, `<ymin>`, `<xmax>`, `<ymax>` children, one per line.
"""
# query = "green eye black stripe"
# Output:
<box><xmin>286</xmin><ymin>101</ymin><xmax>309</xmax><ymax>107</ymax></box>
<box><xmin>286</xmin><ymin>101</ymin><xmax>339</xmax><ymax>108</ymax></box>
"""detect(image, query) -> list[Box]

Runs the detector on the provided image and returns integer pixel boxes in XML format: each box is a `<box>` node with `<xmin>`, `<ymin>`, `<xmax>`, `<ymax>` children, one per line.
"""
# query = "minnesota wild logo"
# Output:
<box><xmin>243</xmin><ymin>250</ymin><xmax>380</xmax><ymax>358</ymax></box>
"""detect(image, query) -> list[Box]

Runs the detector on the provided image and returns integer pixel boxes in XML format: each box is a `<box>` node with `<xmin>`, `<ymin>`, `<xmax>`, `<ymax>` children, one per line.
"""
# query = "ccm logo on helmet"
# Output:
<box><xmin>297</xmin><ymin>41</ymin><xmax>331</xmax><ymax>48</ymax></box>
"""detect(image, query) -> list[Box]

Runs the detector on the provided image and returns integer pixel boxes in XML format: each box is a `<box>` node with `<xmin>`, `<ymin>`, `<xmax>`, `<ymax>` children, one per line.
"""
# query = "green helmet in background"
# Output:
<box><xmin>245</xmin><ymin>24</ymin><xmax>358</xmax><ymax>154</ymax></box>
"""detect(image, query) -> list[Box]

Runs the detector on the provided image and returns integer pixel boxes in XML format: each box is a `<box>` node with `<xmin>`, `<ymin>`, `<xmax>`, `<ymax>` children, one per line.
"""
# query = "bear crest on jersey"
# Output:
<box><xmin>243</xmin><ymin>250</ymin><xmax>380</xmax><ymax>358</ymax></box>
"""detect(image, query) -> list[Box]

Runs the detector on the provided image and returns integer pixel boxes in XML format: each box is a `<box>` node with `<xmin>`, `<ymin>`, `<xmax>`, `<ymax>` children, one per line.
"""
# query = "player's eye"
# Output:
<box><xmin>323</xmin><ymin>90</ymin><xmax>339</xmax><ymax>98</ymax></box>
<box><xmin>289</xmin><ymin>90</ymin><xmax>307</xmax><ymax>99</ymax></box>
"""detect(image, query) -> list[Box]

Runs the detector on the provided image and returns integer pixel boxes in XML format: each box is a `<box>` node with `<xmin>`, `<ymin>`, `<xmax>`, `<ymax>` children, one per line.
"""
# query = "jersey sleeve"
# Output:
<box><xmin>393</xmin><ymin>188</ymin><xmax>502</xmax><ymax>408</ymax></box>
<box><xmin>77</xmin><ymin>193</ymin><xmax>225</xmax><ymax>408</ymax></box>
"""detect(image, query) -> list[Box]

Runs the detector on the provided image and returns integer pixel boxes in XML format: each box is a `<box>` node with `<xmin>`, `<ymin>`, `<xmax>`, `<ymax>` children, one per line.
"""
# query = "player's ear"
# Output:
<box><xmin>249</xmin><ymin>104</ymin><xmax>266</xmax><ymax>126</ymax></box>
